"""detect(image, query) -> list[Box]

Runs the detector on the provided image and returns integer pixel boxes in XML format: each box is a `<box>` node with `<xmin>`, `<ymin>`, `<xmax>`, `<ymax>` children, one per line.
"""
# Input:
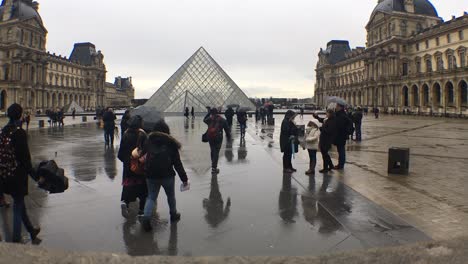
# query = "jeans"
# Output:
<box><xmin>240</xmin><ymin>123</ymin><xmax>246</xmax><ymax>137</ymax></box>
<box><xmin>283</xmin><ymin>151</ymin><xmax>293</xmax><ymax>169</ymax></box>
<box><xmin>144</xmin><ymin>177</ymin><xmax>177</xmax><ymax>218</ymax></box>
<box><xmin>320</xmin><ymin>147</ymin><xmax>334</xmax><ymax>170</ymax></box>
<box><xmin>13</xmin><ymin>196</ymin><xmax>34</xmax><ymax>242</ymax></box>
<box><xmin>209</xmin><ymin>139</ymin><xmax>223</xmax><ymax>169</ymax></box>
<box><xmin>336</xmin><ymin>144</ymin><xmax>346</xmax><ymax>168</ymax></box>
<box><xmin>355</xmin><ymin>123</ymin><xmax>362</xmax><ymax>141</ymax></box>
<box><xmin>307</xmin><ymin>149</ymin><xmax>317</xmax><ymax>170</ymax></box>
<box><xmin>104</xmin><ymin>128</ymin><xmax>115</xmax><ymax>145</ymax></box>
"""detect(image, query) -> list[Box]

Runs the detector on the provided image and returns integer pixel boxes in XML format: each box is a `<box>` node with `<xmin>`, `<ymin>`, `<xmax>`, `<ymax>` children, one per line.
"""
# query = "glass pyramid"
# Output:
<box><xmin>145</xmin><ymin>47</ymin><xmax>256</xmax><ymax>113</ymax></box>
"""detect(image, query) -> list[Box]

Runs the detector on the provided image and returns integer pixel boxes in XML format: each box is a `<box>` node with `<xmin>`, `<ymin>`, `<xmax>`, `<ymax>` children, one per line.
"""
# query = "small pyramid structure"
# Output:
<box><xmin>144</xmin><ymin>47</ymin><xmax>255</xmax><ymax>113</ymax></box>
<box><xmin>63</xmin><ymin>101</ymin><xmax>84</xmax><ymax>113</ymax></box>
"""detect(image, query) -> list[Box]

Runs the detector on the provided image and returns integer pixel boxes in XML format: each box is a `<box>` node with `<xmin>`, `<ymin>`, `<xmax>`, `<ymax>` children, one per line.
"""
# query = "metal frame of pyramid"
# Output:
<box><xmin>144</xmin><ymin>47</ymin><xmax>256</xmax><ymax>113</ymax></box>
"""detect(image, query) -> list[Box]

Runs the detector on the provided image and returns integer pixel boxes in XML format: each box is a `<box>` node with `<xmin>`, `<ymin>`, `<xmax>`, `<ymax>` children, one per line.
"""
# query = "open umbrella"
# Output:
<box><xmin>326</xmin><ymin>96</ymin><xmax>347</xmax><ymax>106</ymax></box>
<box><xmin>130</xmin><ymin>105</ymin><xmax>164</xmax><ymax>132</ymax></box>
<box><xmin>237</xmin><ymin>106</ymin><xmax>252</xmax><ymax>112</ymax></box>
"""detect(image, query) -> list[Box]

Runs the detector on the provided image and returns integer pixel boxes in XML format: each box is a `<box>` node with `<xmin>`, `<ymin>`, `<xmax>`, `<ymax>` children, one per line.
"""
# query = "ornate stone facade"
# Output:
<box><xmin>315</xmin><ymin>0</ymin><xmax>468</xmax><ymax>116</ymax></box>
<box><xmin>0</xmin><ymin>0</ymin><xmax>134</xmax><ymax>113</ymax></box>
<box><xmin>104</xmin><ymin>77</ymin><xmax>135</xmax><ymax>107</ymax></box>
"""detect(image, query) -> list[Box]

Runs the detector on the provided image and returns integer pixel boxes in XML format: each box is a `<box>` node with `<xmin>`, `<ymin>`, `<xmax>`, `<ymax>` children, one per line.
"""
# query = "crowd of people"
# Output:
<box><xmin>280</xmin><ymin>102</ymin><xmax>362</xmax><ymax>176</ymax></box>
<box><xmin>45</xmin><ymin>108</ymin><xmax>65</xmax><ymax>127</ymax></box>
<box><xmin>0</xmin><ymin>100</ymin><xmax>365</xmax><ymax>244</ymax></box>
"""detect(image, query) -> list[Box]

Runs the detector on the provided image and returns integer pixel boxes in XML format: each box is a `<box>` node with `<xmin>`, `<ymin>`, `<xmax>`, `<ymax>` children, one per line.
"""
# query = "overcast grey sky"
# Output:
<box><xmin>39</xmin><ymin>0</ymin><xmax>466</xmax><ymax>99</ymax></box>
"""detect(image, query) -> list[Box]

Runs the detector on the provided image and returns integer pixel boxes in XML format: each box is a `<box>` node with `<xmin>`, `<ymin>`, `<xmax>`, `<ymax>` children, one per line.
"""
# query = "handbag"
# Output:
<box><xmin>130</xmin><ymin>148</ymin><xmax>145</xmax><ymax>175</ymax></box>
<box><xmin>202</xmin><ymin>132</ymin><xmax>209</xmax><ymax>143</ymax></box>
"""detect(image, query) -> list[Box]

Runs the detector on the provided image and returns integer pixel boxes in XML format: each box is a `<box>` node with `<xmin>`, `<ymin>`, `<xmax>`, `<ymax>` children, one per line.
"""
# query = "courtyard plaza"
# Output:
<box><xmin>0</xmin><ymin>113</ymin><xmax>466</xmax><ymax>256</ymax></box>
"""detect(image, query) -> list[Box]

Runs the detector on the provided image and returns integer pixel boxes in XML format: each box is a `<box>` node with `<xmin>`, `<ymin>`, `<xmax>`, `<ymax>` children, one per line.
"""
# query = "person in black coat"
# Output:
<box><xmin>184</xmin><ymin>107</ymin><xmax>190</xmax><ymax>119</ymax></box>
<box><xmin>334</xmin><ymin>104</ymin><xmax>353</xmax><ymax>170</ymax></box>
<box><xmin>314</xmin><ymin>109</ymin><xmax>337</xmax><ymax>173</ymax></box>
<box><xmin>352</xmin><ymin>107</ymin><xmax>364</xmax><ymax>141</ymax></box>
<box><xmin>224</xmin><ymin>107</ymin><xmax>235</xmax><ymax>128</ymax></box>
<box><xmin>280</xmin><ymin>110</ymin><xmax>299</xmax><ymax>173</ymax></box>
<box><xmin>204</xmin><ymin>108</ymin><xmax>231</xmax><ymax>174</ymax></box>
<box><xmin>191</xmin><ymin>107</ymin><xmax>195</xmax><ymax>119</ymax></box>
<box><xmin>117</xmin><ymin>115</ymin><xmax>148</xmax><ymax>218</ymax></box>
<box><xmin>141</xmin><ymin>120</ymin><xmax>189</xmax><ymax>231</ymax></box>
<box><xmin>120</xmin><ymin>110</ymin><xmax>131</xmax><ymax>137</ymax></box>
<box><xmin>1</xmin><ymin>103</ymin><xmax>40</xmax><ymax>243</ymax></box>
<box><xmin>102</xmin><ymin>108</ymin><xmax>117</xmax><ymax>146</ymax></box>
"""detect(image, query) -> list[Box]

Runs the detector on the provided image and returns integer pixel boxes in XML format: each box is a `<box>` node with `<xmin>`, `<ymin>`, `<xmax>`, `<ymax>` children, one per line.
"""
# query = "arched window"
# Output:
<box><xmin>446</xmin><ymin>82</ymin><xmax>454</xmax><ymax>105</ymax></box>
<box><xmin>412</xmin><ymin>85</ymin><xmax>419</xmax><ymax>106</ymax></box>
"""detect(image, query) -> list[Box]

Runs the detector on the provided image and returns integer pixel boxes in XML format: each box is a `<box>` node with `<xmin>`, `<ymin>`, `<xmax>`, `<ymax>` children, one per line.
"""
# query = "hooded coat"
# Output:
<box><xmin>143</xmin><ymin>132</ymin><xmax>188</xmax><ymax>182</ymax></box>
<box><xmin>280</xmin><ymin>110</ymin><xmax>299</xmax><ymax>153</ymax></box>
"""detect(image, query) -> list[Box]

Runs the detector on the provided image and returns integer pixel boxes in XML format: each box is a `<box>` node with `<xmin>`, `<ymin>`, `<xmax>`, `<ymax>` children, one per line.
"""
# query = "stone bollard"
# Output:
<box><xmin>82</xmin><ymin>116</ymin><xmax>87</xmax><ymax>122</ymax></box>
<box><xmin>38</xmin><ymin>120</ymin><xmax>45</xmax><ymax>128</ymax></box>
<box><xmin>388</xmin><ymin>147</ymin><xmax>410</xmax><ymax>175</ymax></box>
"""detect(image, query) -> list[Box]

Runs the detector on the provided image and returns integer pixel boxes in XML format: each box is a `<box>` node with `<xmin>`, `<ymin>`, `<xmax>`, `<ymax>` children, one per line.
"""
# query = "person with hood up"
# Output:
<box><xmin>1</xmin><ymin>103</ymin><xmax>40</xmax><ymax>243</ymax></box>
<box><xmin>141</xmin><ymin>120</ymin><xmax>189</xmax><ymax>231</ymax></box>
<box><xmin>313</xmin><ymin>109</ymin><xmax>337</xmax><ymax>173</ymax></box>
<box><xmin>301</xmin><ymin>120</ymin><xmax>320</xmax><ymax>176</ymax></box>
<box><xmin>117</xmin><ymin>115</ymin><xmax>148</xmax><ymax>218</ymax></box>
<box><xmin>280</xmin><ymin>110</ymin><xmax>299</xmax><ymax>173</ymax></box>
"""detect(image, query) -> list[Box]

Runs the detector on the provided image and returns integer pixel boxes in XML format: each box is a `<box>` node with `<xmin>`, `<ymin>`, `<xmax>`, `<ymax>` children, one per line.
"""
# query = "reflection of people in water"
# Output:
<box><xmin>203</xmin><ymin>175</ymin><xmax>231</xmax><ymax>228</ymax></box>
<box><xmin>104</xmin><ymin>147</ymin><xmax>117</xmax><ymax>179</ymax></box>
<box><xmin>184</xmin><ymin>118</ymin><xmax>189</xmax><ymax>130</ymax></box>
<box><xmin>301</xmin><ymin>175</ymin><xmax>342</xmax><ymax>235</ymax></box>
<box><xmin>238</xmin><ymin>139</ymin><xmax>247</xmax><ymax>160</ymax></box>
<box><xmin>225</xmin><ymin>139</ymin><xmax>234</xmax><ymax>162</ymax></box>
<box><xmin>278</xmin><ymin>173</ymin><xmax>298</xmax><ymax>223</ymax></box>
<box><xmin>122</xmin><ymin>220</ymin><xmax>178</xmax><ymax>256</ymax></box>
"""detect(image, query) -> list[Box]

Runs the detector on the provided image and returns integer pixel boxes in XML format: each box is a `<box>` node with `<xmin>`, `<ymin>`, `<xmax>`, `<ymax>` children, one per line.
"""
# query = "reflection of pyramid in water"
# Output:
<box><xmin>145</xmin><ymin>47</ymin><xmax>256</xmax><ymax>113</ymax></box>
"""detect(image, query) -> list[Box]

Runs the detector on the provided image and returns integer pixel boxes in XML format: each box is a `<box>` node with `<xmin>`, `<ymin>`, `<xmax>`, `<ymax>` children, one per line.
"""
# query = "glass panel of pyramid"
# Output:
<box><xmin>144</xmin><ymin>47</ymin><xmax>256</xmax><ymax>113</ymax></box>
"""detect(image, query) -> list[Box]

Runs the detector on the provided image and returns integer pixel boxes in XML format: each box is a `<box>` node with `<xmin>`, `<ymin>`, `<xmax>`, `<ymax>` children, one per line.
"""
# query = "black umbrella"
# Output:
<box><xmin>130</xmin><ymin>106</ymin><xmax>164</xmax><ymax>132</ymax></box>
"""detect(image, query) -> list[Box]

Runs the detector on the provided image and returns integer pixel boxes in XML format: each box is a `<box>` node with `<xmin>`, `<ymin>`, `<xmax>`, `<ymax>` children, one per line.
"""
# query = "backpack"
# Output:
<box><xmin>144</xmin><ymin>145</ymin><xmax>173</xmax><ymax>177</ymax></box>
<box><xmin>207</xmin><ymin>117</ymin><xmax>221</xmax><ymax>140</ymax></box>
<box><xmin>0</xmin><ymin>127</ymin><xmax>17</xmax><ymax>179</ymax></box>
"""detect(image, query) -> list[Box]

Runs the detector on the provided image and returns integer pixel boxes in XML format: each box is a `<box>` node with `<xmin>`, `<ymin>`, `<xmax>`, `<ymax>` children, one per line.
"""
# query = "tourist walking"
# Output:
<box><xmin>313</xmin><ymin>109</ymin><xmax>337</xmax><ymax>173</ymax></box>
<box><xmin>117</xmin><ymin>115</ymin><xmax>148</xmax><ymax>218</ymax></box>
<box><xmin>22</xmin><ymin>112</ymin><xmax>31</xmax><ymax>131</ymax></box>
<box><xmin>72</xmin><ymin>108</ymin><xmax>76</xmax><ymax>119</ymax></box>
<box><xmin>191</xmin><ymin>107</ymin><xmax>195</xmax><ymax>119</ymax></box>
<box><xmin>102</xmin><ymin>108</ymin><xmax>117</xmax><ymax>147</ymax></box>
<box><xmin>184</xmin><ymin>107</ymin><xmax>190</xmax><ymax>119</ymax></box>
<box><xmin>302</xmin><ymin>120</ymin><xmax>320</xmax><ymax>176</ymax></box>
<box><xmin>237</xmin><ymin>110</ymin><xmax>248</xmax><ymax>139</ymax></box>
<box><xmin>141</xmin><ymin>120</ymin><xmax>189</xmax><ymax>231</ymax></box>
<box><xmin>300</xmin><ymin>107</ymin><xmax>304</xmax><ymax>119</ymax></box>
<box><xmin>374</xmin><ymin>107</ymin><xmax>380</xmax><ymax>119</ymax></box>
<box><xmin>334</xmin><ymin>103</ymin><xmax>353</xmax><ymax>170</ymax></box>
<box><xmin>121</xmin><ymin>110</ymin><xmax>131</xmax><ymax>137</ymax></box>
<box><xmin>260</xmin><ymin>107</ymin><xmax>267</xmax><ymax>125</ymax></box>
<box><xmin>204</xmin><ymin>108</ymin><xmax>231</xmax><ymax>174</ymax></box>
<box><xmin>280</xmin><ymin>110</ymin><xmax>299</xmax><ymax>173</ymax></box>
<box><xmin>57</xmin><ymin>108</ymin><xmax>64</xmax><ymax>127</ymax></box>
<box><xmin>224</xmin><ymin>106</ymin><xmax>235</xmax><ymax>128</ymax></box>
<box><xmin>0</xmin><ymin>103</ymin><xmax>40</xmax><ymax>243</ymax></box>
<box><xmin>352</xmin><ymin>107</ymin><xmax>364</xmax><ymax>141</ymax></box>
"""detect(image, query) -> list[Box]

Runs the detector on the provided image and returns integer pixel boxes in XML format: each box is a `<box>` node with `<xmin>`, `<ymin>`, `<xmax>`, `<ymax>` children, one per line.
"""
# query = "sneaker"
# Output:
<box><xmin>121</xmin><ymin>202</ymin><xmax>129</xmax><ymax>218</ymax></box>
<box><xmin>30</xmin><ymin>227</ymin><xmax>41</xmax><ymax>241</ymax></box>
<box><xmin>170</xmin><ymin>212</ymin><xmax>181</xmax><ymax>223</ymax></box>
<box><xmin>212</xmin><ymin>168</ymin><xmax>220</xmax><ymax>174</ymax></box>
<box><xmin>141</xmin><ymin>218</ymin><xmax>152</xmax><ymax>232</ymax></box>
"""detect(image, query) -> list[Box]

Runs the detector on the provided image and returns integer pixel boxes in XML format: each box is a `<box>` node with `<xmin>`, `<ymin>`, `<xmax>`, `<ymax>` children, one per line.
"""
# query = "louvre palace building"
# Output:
<box><xmin>0</xmin><ymin>0</ymin><xmax>134</xmax><ymax>113</ymax></box>
<box><xmin>315</xmin><ymin>0</ymin><xmax>468</xmax><ymax>116</ymax></box>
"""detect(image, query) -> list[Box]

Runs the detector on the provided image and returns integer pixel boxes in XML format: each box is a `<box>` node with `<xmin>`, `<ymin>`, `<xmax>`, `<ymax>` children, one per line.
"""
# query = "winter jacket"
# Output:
<box><xmin>334</xmin><ymin>110</ymin><xmax>353</xmax><ymax>146</ymax></box>
<box><xmin>224</xmin><ymin>109</ymin><xmax>235</xmax><ymax>120</ymax></box>
<box><xmin>302</xmin><ymin>122</ymin><xmax>320</xmax><ymax>150</ymax></box>
<box><xmin>118</xmin><ymin>128</ymin><xmax>147</xmax><ymax>179</ymax></box>
<box><xmin>203</xmin><ymin>114</ymin><xmax>231</xmax><ymax>142</ymax></box>
<box><xmin>102</xmin><ymin>111</ymin><xmax>116</xmax><ymax>130</ymax></box>
<box><xmin>316</xmin><ymin>116</ymin><xmax>337</xmax><ymax>152</ymax></box>
<box><xmin>280</xmin><ymin>110</ymin><xmax>299</xmax><ymax>153</ymax></box>
<box><xmin>143</xmin><ymin>132</ymin><xmax>188</xmax><ymax>182</ymax></box>
<box><xmin>352</xmin><ymin>111</ymin><xmax>363</xmax><ymax>125</ymax></box>
<box><xmin>1</xmin><ymin>124</ymin><xmax>33</xmax><ymax>197</ymax></box>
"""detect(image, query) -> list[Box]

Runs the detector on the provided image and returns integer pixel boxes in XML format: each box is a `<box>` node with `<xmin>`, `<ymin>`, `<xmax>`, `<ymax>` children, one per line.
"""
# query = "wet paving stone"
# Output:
<box><xmin>0</xmin><ymin>116</ymin><xmax>437</xmax><ymax>256</ymax></box>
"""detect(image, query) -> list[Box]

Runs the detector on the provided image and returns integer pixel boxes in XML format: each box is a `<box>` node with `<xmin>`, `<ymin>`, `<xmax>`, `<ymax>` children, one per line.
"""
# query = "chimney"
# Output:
<box><xmin>404</xmin><ymin>0</ymin><xmax>415</xmax><ymax>13</ymax></box>
<box><xmin>2</xmin><ymin>0</ymin><xmax>14</xmax><ymax>22</ymax></box>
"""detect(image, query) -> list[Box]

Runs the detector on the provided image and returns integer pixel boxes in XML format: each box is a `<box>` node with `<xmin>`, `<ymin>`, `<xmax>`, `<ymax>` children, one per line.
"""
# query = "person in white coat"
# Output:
<box><xmin>302</xmin><ymin>120</ymin><xmax>320</xmax><ymax>176</ymax></box>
